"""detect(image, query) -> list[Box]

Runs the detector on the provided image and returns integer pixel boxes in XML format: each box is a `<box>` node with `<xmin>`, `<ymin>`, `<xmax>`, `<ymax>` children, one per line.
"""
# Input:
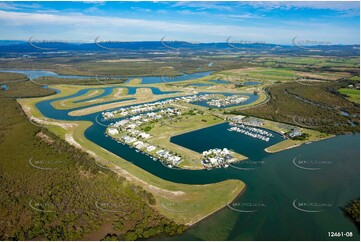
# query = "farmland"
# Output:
<box><xmin>1</xmin><ymin>52</ymin><xmax>359</xmax><ymax>241</ymax></box>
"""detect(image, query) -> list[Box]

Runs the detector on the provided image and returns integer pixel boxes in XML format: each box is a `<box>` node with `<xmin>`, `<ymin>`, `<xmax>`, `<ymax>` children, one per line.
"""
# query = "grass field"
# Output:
<box><xmin>338</xmin><ymin>88</ymin><xmax>360</xmax><ymax>104</ymax></box>
<box><xmin>145</xmin><ymin>113</ymin><xmax>247</xmax><ymax>169</ymax></box>
<box><xmin>52</xmin><ymin>87</ymin><xmax>130</xmax><ymax>110</ymax></box>
<box><xmin>265</xmin><ymin>130</ymin><xmax>332</xmax><ymax>153</ymax></box>
<box><xmin>1</xmin><ymin>54</ymin><xmax>359</xmax><ymax>239</ymax></box>
<box><xmin>237</xmin><ymin>81</ymin><xmax>360</xmax><ymax>135</ymax></box>
<box><xmin>18</xmin><ymin>89</ymin><xmax>245</xmax><ymax>226</ymax></box>
<box><xmin>0</xmin><ymin>79</ymin><xmax>190</xmax><ymax>240</ymax></box>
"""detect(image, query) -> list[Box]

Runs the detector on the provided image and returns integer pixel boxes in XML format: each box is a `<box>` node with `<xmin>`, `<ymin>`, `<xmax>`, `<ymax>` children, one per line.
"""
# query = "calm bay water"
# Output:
<box><xmin>164</xmin><ymin>134</ymin><xmax>359</xmax><ymax>241</ymax></box>
<box><xmin>0</xmin><ymin>69</ymin><xmax>213</xmax><ymax>84</ymax></box>
<box><xmin>0</xmin><ymin>69</ymin><xmax>92</xmax><ymax>80</ymax></box>
<box><xmin>25</xmin><ymin>73</ymin><xmax>360</xmax><ymax>241</ymax></box>
<box><xmin>244</xmin><ymin>81</ymin><xmax>262</xmax><ymax>86</ymax></box>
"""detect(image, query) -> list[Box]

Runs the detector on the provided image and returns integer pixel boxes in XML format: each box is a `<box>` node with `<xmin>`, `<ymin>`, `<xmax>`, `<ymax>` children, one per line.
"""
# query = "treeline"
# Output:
<box><xmin>343</xmin><ymin>198</ymin><xmax>360</xmax><ymax>229</ymax></box>
<box><xmin>231</xmin><ymin>79</ymin><xmax>359</xmax><ymax>135</ymax></box>
<box><xmin>0</xmin><ymin>79</ymin><xmax>186</xmax><ymax>240</ymax></box>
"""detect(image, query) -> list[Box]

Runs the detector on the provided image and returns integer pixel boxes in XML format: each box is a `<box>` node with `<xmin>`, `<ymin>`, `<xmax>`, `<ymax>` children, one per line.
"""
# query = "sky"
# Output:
<box><xmin>0</xmin><ymin>1</ymin><xmax>359</xmax><ymax>45</ymax></box>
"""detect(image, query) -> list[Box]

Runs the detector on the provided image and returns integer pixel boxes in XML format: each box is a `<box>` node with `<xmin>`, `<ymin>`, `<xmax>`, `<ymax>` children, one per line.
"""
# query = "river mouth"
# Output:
<box><xmin>18</xmin><ymin>69</ymin><xmax>359</xmax><ymax>241</ymax></box>
<box><xmin>0</xmin><ymin>69</ymin><xmax>214</xmax><ymax>85</ymax></box>
<box><xmin>165</xmin><ymin>134</ymin><xmax>360</xmax><ymax>241</ymax></box>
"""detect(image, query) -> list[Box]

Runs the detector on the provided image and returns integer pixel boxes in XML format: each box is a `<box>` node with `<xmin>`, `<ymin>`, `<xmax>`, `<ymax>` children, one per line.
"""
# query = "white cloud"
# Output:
<box><xmin>244</xmin><ymin>1</ymin><xmax>359</xmax><ymax>11</ymax></box>
<box><xmin>0</xmin><ymin>10</ymin><xmax>358</xmax><ymax>44</ymax></box>
<box><xmin>0</xmin><ymin>2</ymin><xmax>20</xmax><ymax>10</ymax></box>
<box><xmin>171</xmin><ymin>2</ymin><xmax>234</xmax><ymax>12</ymax></box>
<box><xmin>0</xmin><ymin>2</ymin><xmax>42</xmax><ymax>10</ymax></box>
<box><xmin>84</xmin><ymin>6</ymin><xmax>102</xmax><ymax>14</ymax></box>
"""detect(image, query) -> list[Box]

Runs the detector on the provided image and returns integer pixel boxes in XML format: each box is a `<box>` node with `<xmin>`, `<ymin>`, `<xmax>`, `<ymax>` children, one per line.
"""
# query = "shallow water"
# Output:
<box><xmin>0</xmin><ymin>84</ymin><xmax>8</xmax><ymax>90</ymax></box>
<box><xmin>26</xmin><ymin>71</ymin><xmax>360</xmax><ymax>241</ymax></box>
<box><xmin>244</xmin><ymin>81</ymin><xmax>262</xmax><ymax>86</ymax></box>
<box><xmin>0</xmin><ymin>69</ymin><xmax>214</xmax><ymax>84</ymax></box>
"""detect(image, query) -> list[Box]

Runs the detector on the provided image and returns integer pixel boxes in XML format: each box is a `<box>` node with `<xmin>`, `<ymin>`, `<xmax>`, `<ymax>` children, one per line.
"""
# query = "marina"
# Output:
<box><xmin>11</xmin><ymin>67</ymin><xmax>359</xmax><ymax>241</ymax></box>
<box><xmin>228</xmin><ymin>123</ymin><xmax>274</xmax><ymax>142</ymax></box>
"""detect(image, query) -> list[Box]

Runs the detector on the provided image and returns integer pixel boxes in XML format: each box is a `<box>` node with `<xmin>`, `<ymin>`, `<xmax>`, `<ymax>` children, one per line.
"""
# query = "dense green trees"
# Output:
<box><xmin>232</xmin><ymin>79</ymin><xmax>359</xmax><ymax>135</ymax></box>
<box><xmin>343</xmin><ymin>198</ymin><xmax>360</xmax><ymax>226</ymax></box>
<box><xmin>0</xmin><ymin>79</ymin><xmax>186</xmax><ymax>240</ymax></box>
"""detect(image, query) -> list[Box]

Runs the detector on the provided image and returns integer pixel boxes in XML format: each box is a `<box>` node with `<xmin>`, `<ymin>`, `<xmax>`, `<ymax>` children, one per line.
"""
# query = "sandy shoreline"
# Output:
<box><xmin>186</xmin><ymin>183</ymin><xmax>247</xmax><ymax>226</ymax></box>
<box><xmin>265</xmin><ymin>135</ymin><xmax>336</xmax><ymax>153</ymax></box>
<box><xmin>17</xmin><ymin>89</ymin><xmax>250</xmax><ymax>227</ymax></box>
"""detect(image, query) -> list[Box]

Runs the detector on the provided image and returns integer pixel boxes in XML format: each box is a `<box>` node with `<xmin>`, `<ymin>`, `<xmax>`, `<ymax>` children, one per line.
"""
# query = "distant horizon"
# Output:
<box><xmin>0</xmin><ymin>1</ymin><xmax>359</xmax><ymax>45</ymax></box>
<box><xmin>0</xmin><ymin>39</ymin><xmax>360</xmax><ymax>46</ymax></box>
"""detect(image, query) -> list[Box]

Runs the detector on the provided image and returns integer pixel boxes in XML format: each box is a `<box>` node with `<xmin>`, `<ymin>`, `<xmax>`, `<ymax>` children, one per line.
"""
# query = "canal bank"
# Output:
<box><xmin>15</xmin><ymin>72</ymin><xmax>360</xmax><ymax>240</ymax></box>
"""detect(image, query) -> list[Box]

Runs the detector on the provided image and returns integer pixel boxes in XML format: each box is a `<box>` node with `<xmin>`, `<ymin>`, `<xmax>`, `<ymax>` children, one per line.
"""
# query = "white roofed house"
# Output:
<box><xmin>126</xmin><ymin>124</ymin><xmax>138</xmax><ymax>130</ymax></box>
<box><xmin>209</xmin><ymin>157</ymin><xmax>218</xmax><ymax>165</ymax></box>
<box><xmin>147</xmin><ymin>145</ymin><xmax>156</xmax><ymax>152</ymax></box>
<box><xmin>103</xmin><ymin>112</ymin><xmax>114</xmax><ymax>119</ymax></box>
<box><xmin>288</xmin><ymin>128</ymin><xmax>303</xmax><ymax>138</ymax></box>
<box><xmin>133</xmin><ymin>141</ymin><xmax>146</xmax><ymax>149</ymax></box>
<box><xmin>107</xmin><ymin>128</ymin><xmax>119</xmax><ymax>135</ymax></box>
<box><xmin>139</xmin><ymin>132</ymin><xmax>151</xmax><ymax>139</ymax></box>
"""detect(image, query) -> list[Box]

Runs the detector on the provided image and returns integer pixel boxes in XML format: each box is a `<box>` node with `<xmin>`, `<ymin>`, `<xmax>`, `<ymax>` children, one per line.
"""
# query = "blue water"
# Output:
<box><xmin>189</xmin><ymin>83</ymin><xmax>212</xmax><ymax>87</ymax></box>
<box><xmin>23</xmin><ymin>71</ymin><xmax>359</xmax><ymax>241</ymax></box>
<box><xmin>0</xmin><ymin>69</ymin><xmax>92</xmax><ymax>80</ymax></box>
<box><xmin>73</xmin><ymin>88</ymin><xmax>112</xmax><ymax>103</ymax></box>
<box><xmin>244</xmin><ymin>81</ymin><xmax>262</xmax><ymax>86</ymax></box>
<box><xmin>190</xmin><ymin>92</ymin><xmax>259</xmax><ymax>108</ymax></box>
<box><xmin>209</xmin><ymin>80</ymin><xmax>230</xmax><ymax>84</ymax></box>
<box><xmin>172</xmin><ymin>123</ymin><xmax>284</xmax><ymax>161</ymax></box>
<box><xmin>0</xmin><ymin>69</ymin><xmax>214</xmax><ymax>85</ymax></box>
<box><xmin>71</xmin><ymin>86</ymin><xmax>177</xmax><ymax>104</ymax></box>
<box><xmin>125</xmin><ymin>71</ymin><xmax>214</xmax><ymax>84</ymax></box>
<box><xmin>166</xmin><ymin>135</ymin><xmax>360</xmax><ymax>241</ymax></box>
<box><xmin>0</xmin><ymin>84</ymin><xmax>8</xmax><ymax>90</ymax></box>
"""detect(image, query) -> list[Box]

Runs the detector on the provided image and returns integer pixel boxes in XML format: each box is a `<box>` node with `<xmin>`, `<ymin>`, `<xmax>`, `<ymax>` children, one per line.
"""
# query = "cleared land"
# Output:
<box><xmin>144</xmin><ymin>113</ymin><xmax>247</xmax><ymax>169</ymax></box>
<box><xmin>18</xmin><ymin>91</ymin><xmax>245</xmax><ymax>226</ymax></box>
<box><xmin>2</xmin><ymin>54</ymin><xmax>359</xmax><ymax>240</ymax></box>
<box><xmin>338</xmin><ymin>88</ymin><xmax>360</xmax><ymax>104</ymax></box>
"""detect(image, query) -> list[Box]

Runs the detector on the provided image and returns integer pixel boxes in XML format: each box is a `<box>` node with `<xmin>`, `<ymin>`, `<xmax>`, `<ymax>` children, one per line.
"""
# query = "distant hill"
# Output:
<box><xmin>0</xmin><ymin>40</ymin><xmax>358</xmax><ymax>57</ymax></box>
